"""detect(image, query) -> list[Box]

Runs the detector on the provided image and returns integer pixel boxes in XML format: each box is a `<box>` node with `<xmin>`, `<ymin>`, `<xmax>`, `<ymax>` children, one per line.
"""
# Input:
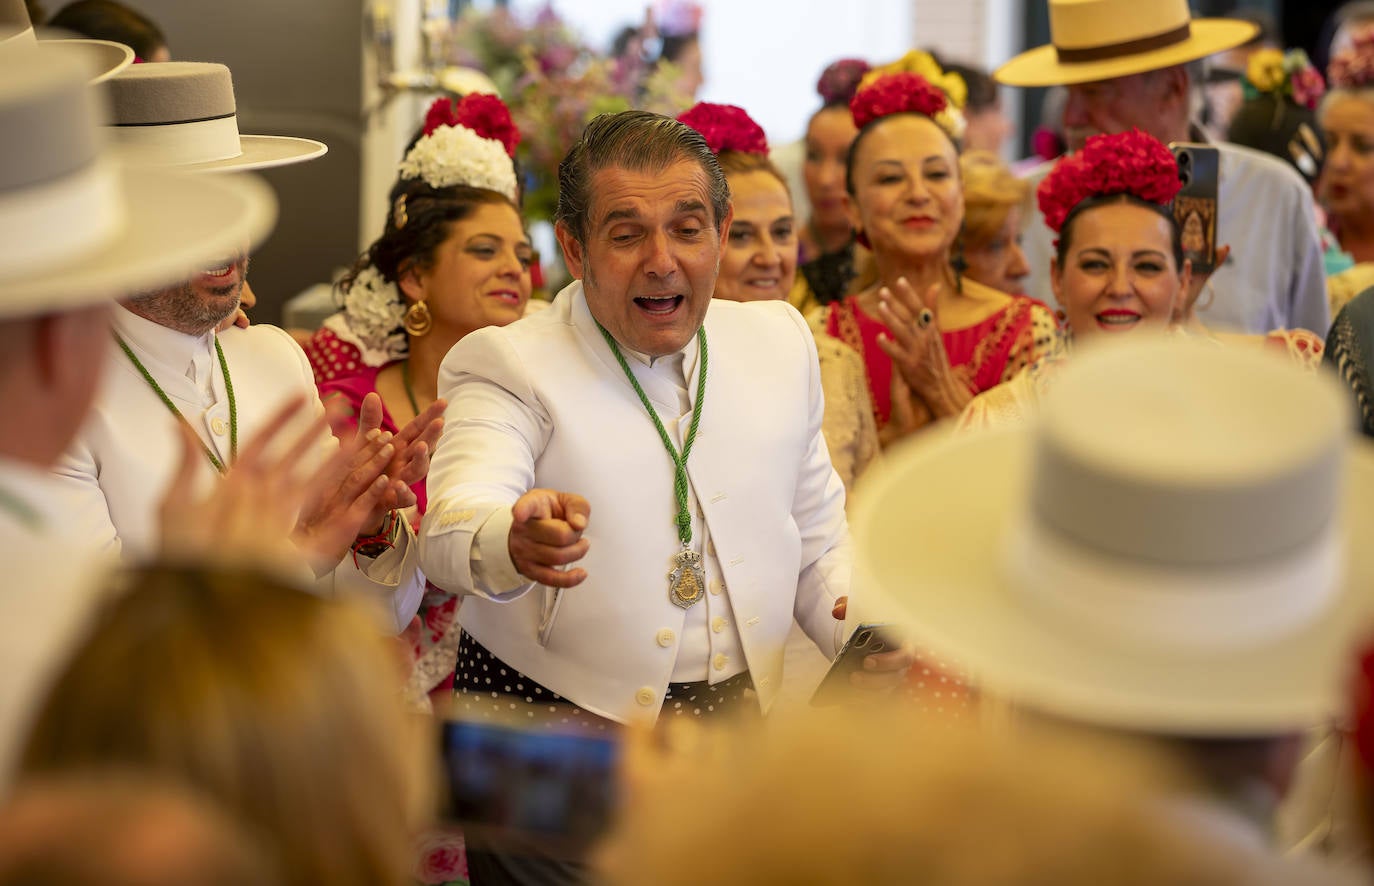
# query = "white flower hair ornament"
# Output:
<box><xmin>324</xmin><ymin>264</ymin><xmax>408</xmax><ymax>367</ymax></box>
<box><xmin>398</xmin><ymin>94</ymin><xmax>521</xmax><ymax>201</ymax></box>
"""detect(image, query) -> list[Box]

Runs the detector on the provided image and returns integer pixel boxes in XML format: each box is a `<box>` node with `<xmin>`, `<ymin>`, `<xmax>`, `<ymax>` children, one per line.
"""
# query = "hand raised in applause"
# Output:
<box><xmin>158</xmin><ymin>395</ymin><xmax>394</xmax><ymax>575</ymax></box>
<box><xmin>508</xmin><ymin>489</ymin><xmax>592</xmax><ymax>588</ymax></box>
<box><xmin>347</xmin><ymin>391</ymin><xmax>447</xmax><ymax>534</ymax></box>
<box><xmin>874</xmin><ymin>277</ymin><xmax>971</xmax><ymax>424</ymax></box>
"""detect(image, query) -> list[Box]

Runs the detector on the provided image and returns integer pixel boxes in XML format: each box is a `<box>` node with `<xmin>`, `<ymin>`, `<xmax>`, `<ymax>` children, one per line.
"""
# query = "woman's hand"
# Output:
<box><xmin>1174</xmin><ymin>245</ymin><xmax>1230</xmax><ymax>327</ymax></box>
<box><xmin>874</xmin><ymin>277</ymin><xmax>971</xmax><ymax>424</ymax></box>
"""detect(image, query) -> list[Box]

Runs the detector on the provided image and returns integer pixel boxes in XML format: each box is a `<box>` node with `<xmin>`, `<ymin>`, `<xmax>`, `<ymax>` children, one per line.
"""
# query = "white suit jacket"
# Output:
<box><xmin>420</xmin><ymin>282</ymin><xmax>850</xmax><ymax>723</ymax></box>
<box><xmin>49</xmin><ymin>307</ymin><xmax>425</xmax><ymax>633</ymax></box>
<box><xmin>0</xmin><ymin>458</ymin><xmax>110</xmax><ymax>792</ymax></box>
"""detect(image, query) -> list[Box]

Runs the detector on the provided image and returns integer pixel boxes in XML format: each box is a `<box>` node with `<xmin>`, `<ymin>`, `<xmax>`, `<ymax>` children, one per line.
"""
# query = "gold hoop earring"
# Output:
<box><xmin>403</xmin><ymin>300</ymin><xmax>432</xmax><ymax>337</ymax></box>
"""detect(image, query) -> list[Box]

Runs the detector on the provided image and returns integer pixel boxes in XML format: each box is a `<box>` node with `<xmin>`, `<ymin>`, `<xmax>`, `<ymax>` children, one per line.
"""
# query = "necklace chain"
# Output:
<box><xmin>595</xmin><ymin>324</ymin><xmax>707</xmax><ymax>547</ymax></box>
<box><xmin>401</xmin><ymin>359</ymin><xmax>422</xmax><ymax>419</ymax></box>
<box><xmin>115</xmin><ymin>333</ymin><xmax>238</xmax><ymax>474</ymax></box>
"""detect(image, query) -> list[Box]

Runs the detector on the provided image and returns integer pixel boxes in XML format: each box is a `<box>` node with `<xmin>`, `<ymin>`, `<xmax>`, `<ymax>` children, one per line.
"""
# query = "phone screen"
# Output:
<box><xmin>439</xmin><ymin>715</ymin><xmax>620</xmax><ymax>854</ymax></box>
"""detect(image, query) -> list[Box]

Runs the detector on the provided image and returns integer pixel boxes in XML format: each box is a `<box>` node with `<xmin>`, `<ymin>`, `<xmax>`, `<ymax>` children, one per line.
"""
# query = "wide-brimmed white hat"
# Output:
<box><xmin>0</xmin><ymin>50</ymin><xmax>277</xmax><ymax>316</ymax></box>
<box><xmin>0</xmin><ymin>0</ymin><xmax>131</xmax><ymax>82</ymax></box>
<box><xmin>106</xmin><ymin>62</ymin><xmax>327</xmax><ymax>172</ymax></box>
<box><xmin>853</xmin><ymin>336</ymin><xmax>1374</xmax><ymax>737</ymax></box>
<box><xmin>995</xmin><ymin>0</ymin><xmax>1259</xmax><ymax>88</ymax></box>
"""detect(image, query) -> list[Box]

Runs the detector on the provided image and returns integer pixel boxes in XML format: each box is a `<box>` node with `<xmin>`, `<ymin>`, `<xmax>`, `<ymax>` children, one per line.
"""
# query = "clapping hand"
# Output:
<box><xmin>508</xmin><ymin>489</ymin><xmax>592</xmax><ymax>588</ymax></box>
<box><xmin>873</xmin><ymin>277</ymin><xmax>971</xmax><ymax>424</ymax></box>
<box><xmin>348</xmin><ymin>392</ymin><xmax>447</xmax><ymax>535</ymax></box>
<box><xmin>158</xmin><ymin>395</ymin><xmax>394</xmax><ymax>575</ymax></box>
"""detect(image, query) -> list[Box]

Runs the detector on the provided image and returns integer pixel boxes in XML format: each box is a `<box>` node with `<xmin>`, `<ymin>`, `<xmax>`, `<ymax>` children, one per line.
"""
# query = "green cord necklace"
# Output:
<box><xmin>596</xmin><ymin>322</ymin><xmax>709</xmax><ymax>609</ymax></box>
<box><xmin>115</xmin><ymin>333</ymin><xmax>238</xmax><ymax>474</ymax></box>
<box><xmin>401</xmin><ymin>359</ymin><xmax>421</xmax><ymax>418</ymax></box>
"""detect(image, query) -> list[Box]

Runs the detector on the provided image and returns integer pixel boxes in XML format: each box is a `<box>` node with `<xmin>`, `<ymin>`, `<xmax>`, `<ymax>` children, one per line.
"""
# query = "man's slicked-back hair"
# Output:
<box><xmin>555</xmin><ymin>110</ymin><xmax>730</xmax><ymax>245</ymax></box>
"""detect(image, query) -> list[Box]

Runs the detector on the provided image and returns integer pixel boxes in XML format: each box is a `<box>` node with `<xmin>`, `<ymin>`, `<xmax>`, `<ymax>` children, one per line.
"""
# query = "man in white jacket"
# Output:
<box><xmin>421</xmin><ymin>111</ymin><xmax>908</xmax><ymax>727</ymax></box>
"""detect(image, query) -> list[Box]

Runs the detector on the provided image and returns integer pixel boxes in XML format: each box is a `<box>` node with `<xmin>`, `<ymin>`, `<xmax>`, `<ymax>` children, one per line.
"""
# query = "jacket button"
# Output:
<box><xmin>635</xmin><ymin>687</ymin><xmax>656</xmax><ymax>706</ymax></box>
<box><xmin>656</xmin><ymin>628</ymin><xmax>676</xmax><ymax>647</ymax></box>
<box><xmin>210</xmin><ymin>416</ymin><xmax>228</xmax><ymax>436</ymax></box>
<box><xmin>712</xmin><ymin>653</ymin><xmax>728</xmax><ymax>671</ymax></box>
<box><xmin>709</xmin><ymin>580</ymin><xmax>722</xmax><ymax>596</ymax></box>
<box><xmin>711</xmin><ymin>616</ymin><xmax>727</xmax><ymax>634</ymax></box>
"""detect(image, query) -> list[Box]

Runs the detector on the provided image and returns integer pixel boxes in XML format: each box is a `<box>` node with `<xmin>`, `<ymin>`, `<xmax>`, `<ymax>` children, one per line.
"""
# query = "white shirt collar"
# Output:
<box><xmin>113</xmin><ymin>304</ymin><xmax>215</xmax><ymax>390</ymax></box>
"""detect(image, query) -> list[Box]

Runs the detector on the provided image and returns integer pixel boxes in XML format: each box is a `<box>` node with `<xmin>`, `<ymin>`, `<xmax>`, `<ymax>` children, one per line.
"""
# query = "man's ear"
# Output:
<box><xmin>716</xmin><ymin>202</ymin><xmax>735</xmax><ymax>250</ymax></box>
<box><xmin>555</xmin><ymin>221</ymin><xmax>586</xmax><ymax>281</ymax></box>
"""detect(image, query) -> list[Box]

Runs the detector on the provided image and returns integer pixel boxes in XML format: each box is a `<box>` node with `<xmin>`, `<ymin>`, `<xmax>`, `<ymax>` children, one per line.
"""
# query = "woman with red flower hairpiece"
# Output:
<box><xmin>822</xmin><ymin>69</ymin><xmax>1060</xmax><ymax>445</ymax></box>
<box><xmin>298</xmin><ymin>94</ymin><xmax>536</xmax><ymax>718</ymax></box>
<box><xmin>677</xmin><ymin>101</ymin><xmax>878</xmax><ymax>499</ymax></box>
<box><xmin>962</xmin><ymin>129</ymin><xmax>1322</xmax><ymax>429</ymax></box>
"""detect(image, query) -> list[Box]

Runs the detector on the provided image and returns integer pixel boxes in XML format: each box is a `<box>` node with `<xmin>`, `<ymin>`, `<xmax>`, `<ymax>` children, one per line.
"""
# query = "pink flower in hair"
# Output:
<box><xmin>676</xmin><ymin>102</ymin><xmax>768</xmax><ymax>155</ymax></box>
<box><xmin>849</xmin><ymin>72</ymin><xmax>949</xmax><ymax>130</ymax></box>
<box><xmin>1037</xmin><ymin>129</ymin><xmax>1181</xmax><ymax>234</ymax></box>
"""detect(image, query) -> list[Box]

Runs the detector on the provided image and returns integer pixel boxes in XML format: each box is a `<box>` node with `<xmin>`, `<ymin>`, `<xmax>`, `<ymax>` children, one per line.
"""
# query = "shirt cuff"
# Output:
<box><xmin>471</xmin><ymin>506</ymin><xmax>532</xmax><ymax>596</ymax></box>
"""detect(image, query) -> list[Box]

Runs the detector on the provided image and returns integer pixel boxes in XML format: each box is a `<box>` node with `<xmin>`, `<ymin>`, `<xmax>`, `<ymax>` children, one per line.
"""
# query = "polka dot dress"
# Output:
<box><xmin>453</xmin><ymin>630</ymin><xmax>756</xmax><ymax>729</ymax></box>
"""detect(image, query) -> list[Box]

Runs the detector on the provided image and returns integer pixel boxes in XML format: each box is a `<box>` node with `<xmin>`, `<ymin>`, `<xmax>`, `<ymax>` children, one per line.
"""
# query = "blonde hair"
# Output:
<box><xmin>718</xmin><ymin>149</ymin><xmax>792</xmax><ymax>197</ymax></box>
<box><xmin>20</xmin><ymin>566</ymin><xmax>432</xmax><ymax>886</ymax></box>
<box><xmin>960</xmin><ymin>150</ymin><xmax>1029</xmax><ymax>250</ymax></box>
<box><xmin>597</xmin><ymin>707</ymin><xmax>1273</xmax><ymax>885</ymax></box>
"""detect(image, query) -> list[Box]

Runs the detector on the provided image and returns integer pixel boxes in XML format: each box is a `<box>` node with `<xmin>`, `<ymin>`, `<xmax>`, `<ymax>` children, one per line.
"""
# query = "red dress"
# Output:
<box><xmin>826</xmin><ymin>293</ymin><xmax>1055</xmax><ymax>428</ymax></box>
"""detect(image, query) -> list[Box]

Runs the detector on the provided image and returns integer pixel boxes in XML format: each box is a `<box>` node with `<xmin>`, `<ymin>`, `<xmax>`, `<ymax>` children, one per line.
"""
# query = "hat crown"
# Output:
<box><xmin>0</xmin><ymin>50</ymin><xmax>101</xmax><ymax>193</ymax></box>
<box><xmin>108</xmin><ymin>61</ymin><xmax>237</xmax><ymax>125</ymax></box>
<box><xmin>1034</xmin><ymin>337</ymin><xmax>1348</xmax><ymax>568</ymax></box>
<box><xmin>0</xmin><ymin>0</ymin><xmax>31</xmax><ymax>29</ymax></box>
<box><xmin>1049</xmin><ymin>0</ymin><xmax>1192</xmax><ymax>52</ymax></box>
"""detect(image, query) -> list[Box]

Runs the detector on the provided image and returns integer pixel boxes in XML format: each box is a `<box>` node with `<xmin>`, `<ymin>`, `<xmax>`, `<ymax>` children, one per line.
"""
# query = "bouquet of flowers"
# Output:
<box><xmin>1246</xmin><ymin>48</ymin><xmax>1325</xmax><ymax>110</ymax></box>
<box><xmin>446</xmin><ymin>4</ymin><xmax>693</xmax><ymax>221</ymax></box>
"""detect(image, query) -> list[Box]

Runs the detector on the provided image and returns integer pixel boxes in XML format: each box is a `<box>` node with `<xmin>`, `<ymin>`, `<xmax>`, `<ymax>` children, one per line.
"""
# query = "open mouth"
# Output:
<box><xmin>742</xmin><ymin>277</ymin><xmax>780</xmax><ymax>292</ymax></box>
<box><xmin>488</xmin><ymin>290</ymin><xmax>523</xmax><ymax>305</ymax></box>
<box><xmin>202</xmin><ymin>266</ymin><xmax>235</xmax><ymax>279</ymax></box>
<box><xmin>633</xmin><ymin>294</ymin><xmax>684</xmax><ymax>315</ymax></box>
<box><xmin>1095</xmin><ymin>310</ymin><xmax>1141</xmax><ymax>331</ymax></box>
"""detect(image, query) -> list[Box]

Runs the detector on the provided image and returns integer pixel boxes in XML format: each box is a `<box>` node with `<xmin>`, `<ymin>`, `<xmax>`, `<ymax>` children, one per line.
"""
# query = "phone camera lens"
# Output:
<box><xmin>856</xmin><ymin>630</ymin><xmax>872</xmax><ymax>646</ymax></box>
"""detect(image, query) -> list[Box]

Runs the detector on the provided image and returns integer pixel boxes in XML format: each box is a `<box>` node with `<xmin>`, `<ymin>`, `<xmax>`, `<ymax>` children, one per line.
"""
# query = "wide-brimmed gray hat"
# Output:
<box><xmin>0</xmin><ymin>0</ymin><xmax>132</xmax><ymax>83</ymax></box>
<box><xmin>854</xmin><ymin>336</ymin><xmax>1374</xmax><ymax>737</ymax></box>
<box><xmin>106</xmin><ymin>61</ymin><xmax>327</xmax><ymax>172</ymax></box>
<box><xmin>0</xmin><ymin>50</ymin><xmax>277</xmax><ymax>315</ymax></box>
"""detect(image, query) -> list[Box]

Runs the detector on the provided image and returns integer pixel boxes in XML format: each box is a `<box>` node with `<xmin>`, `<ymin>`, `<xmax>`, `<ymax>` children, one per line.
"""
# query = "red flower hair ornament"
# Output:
<box><xmin>676</xmin><ymin>102</ymin><xmax>769</xmax><ymax>156</ymax></box>
<box><xmin>849</xmin><ymin>71</ymin><xmax>949</xmax><ymax>130</ymax></box>
<box><xmin>423</xmin><ymin>94</ymin><xmax>520</xmax><ymax>158</ymax></box>
<box><xmin>1037</xmin><ymin>129</ymin><xmax>1182</xmax><ymax>235</ymax></box>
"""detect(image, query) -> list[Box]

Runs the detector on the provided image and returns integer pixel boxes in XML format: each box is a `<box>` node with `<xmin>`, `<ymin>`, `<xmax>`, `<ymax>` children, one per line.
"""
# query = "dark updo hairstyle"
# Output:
<box><xmin>49</xmin><ymin>0</ymin><xmax>166</xmax><ymax>59</ymax></box>
<box><xmin>337</xmin><ymin>177</ymin><xmax>517</xmax><ymax>325</ymax></box>
<box><xmin>1055</xmin><ymin>193</ymin><xmax>1185</xmax><ymax>271</ymax></box>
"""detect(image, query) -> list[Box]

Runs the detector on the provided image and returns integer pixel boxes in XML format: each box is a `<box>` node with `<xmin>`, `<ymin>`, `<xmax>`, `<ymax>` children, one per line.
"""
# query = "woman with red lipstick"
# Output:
<box><xmin>678</xmin><ymin>101</ymin><xmax>878</xmax><ymax>496</ymax></box>
<box><xmin>308</xmin><ymin>95</ymin><xmax>532</xmax><ymax>710</ymax></box>
<box><xmin>824</xmin><ymin>64</ymin><xmax>1059</xmax><ymax>444</ymax></box>
<box><xmin>962</xmin><ymin>129</ymin><xmax>1323</xmax><ymax>428</ymax></box>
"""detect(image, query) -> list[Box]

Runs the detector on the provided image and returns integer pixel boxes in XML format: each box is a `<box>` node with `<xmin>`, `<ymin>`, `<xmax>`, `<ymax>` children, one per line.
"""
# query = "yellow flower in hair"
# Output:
<box><xmin>860</xmin><ymin>50</ymin><xmax>967</xmax><ymax>110</ymax></box>
<box><xmin>1246</xmin><ymin>48</ymin><xmax>1286</xmax><ymax>93</ymax></box>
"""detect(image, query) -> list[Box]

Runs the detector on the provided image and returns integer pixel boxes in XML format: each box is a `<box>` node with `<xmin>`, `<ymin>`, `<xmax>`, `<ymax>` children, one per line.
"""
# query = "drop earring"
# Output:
<box><xmin>403</xmin><ymin>300</ymin><xmax>432</xmax><ymax>337</ymax></box>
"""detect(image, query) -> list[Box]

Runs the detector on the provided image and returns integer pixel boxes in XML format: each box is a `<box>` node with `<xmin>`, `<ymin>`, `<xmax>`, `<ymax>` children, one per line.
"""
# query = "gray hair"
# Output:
<box><xmin>555</xmin><ymin>110</ymin><xmax>730</xmax><ymax>245</ymax></box>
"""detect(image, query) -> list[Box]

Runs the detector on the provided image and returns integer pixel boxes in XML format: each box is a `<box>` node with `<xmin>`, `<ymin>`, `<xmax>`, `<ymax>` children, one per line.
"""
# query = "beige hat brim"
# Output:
<box><xmin>851</xmin><ymin>424</ymin><xmax>1374</xmax><ymax>736</ymax></box>
<box><xmin>184</xmin><ymin>135</ymin><xmax>328</xmax><ymax>173</ymax></box>
<box><xmin>36</xmin><ymin>37</ymin><xmax>134</xmax><ymax>83</ymax></box>
<box><xmin>995</xmin><ymin>19</ymin><xmax>1260</xmax><ymax>87</ymax></box>
<box><xmin>0</xmin><ymin>166</ymin><xmax>276</xmax><ymax>317</ymax></box>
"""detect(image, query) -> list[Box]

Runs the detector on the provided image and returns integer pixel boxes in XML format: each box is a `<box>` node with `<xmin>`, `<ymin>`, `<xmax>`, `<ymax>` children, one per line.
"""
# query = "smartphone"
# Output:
<box><xmin>811</xmin><ymin>622</ymin><xmax>900</xmax><ymax>706</ymax></box>
<box><xmin>439</xmin><ymin>712</ymin><xmax>620</xmax><ymax>857</ymax></box>
<box><xmin>1168</xmin><ymin>143</ymin><xmax>1221</xmax><ymax>276</ymax></box>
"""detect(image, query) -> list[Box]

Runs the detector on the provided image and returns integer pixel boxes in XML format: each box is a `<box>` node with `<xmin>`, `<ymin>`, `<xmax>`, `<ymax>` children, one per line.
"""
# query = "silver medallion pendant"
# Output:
<box><xmin>668</xmin><ymin>548</ymin><xmax>706</xmax><ymax>609</ymax></box>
